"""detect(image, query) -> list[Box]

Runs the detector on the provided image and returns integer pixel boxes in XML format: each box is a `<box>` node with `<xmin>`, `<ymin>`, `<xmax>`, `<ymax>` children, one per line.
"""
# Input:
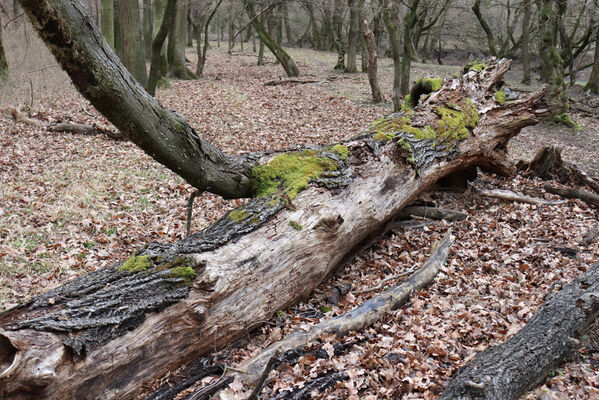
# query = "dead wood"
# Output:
<box><xmin>478</xmin><ymin>188</ymin><xmax>566</xmax><ymax>205</ymax></box>
<box><xmin>580</xmin><ymin>226</ymin><xmax>599</xmax><ymax>247</ymax></box>
<box><xmin>264</xmin><ymin>78</ymin><xmax>320</xmax><ymax>86</ymax></box>
<box><xmin>269</xmin><ymin>372</ymin><xmax>349</xmax><ymax>400</ymax></box>
<box><xmin>440</xmin><ymin>262</ymin><xmax>599</xmax><ymax>400</ymax></box>
<box><xmin>518</xmin><ymin>146</ymin><xmax>599</xmax><ymax>194</ymax></box>
<box><xmin>0</xmin><ymin>59</ymin><xmax>550</xmax><ymax>400</ymax></box>
<box><xmin>399</xmin><ymin>206</ymin><xmax>467</xmax><ymax>221</ymax></box>
<box><xmin>235</xmin><ymin>231</ymin><xmax>453</xmax><ymax>384</ymax></box>
<box><xmin>5</xmin><ymin>106</ymin><xmax>125</xmax><ymax>140</ymax></box>
<box><xmin>184</xmin><ymin>376</ymin><xmax>233</xmax><ymax>400</ymax></box>
<box><xmin>544</xmin><ymin>185</ymin><xmax>599</xmax><ymax>207</ymax></box>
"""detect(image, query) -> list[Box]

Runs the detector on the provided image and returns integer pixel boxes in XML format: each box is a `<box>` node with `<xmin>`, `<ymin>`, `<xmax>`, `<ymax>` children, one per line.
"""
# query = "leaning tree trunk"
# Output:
<box><xmin>0</xmin><ymin>52</ymin><xmax>548</xmax><ymax>399</ymax></box>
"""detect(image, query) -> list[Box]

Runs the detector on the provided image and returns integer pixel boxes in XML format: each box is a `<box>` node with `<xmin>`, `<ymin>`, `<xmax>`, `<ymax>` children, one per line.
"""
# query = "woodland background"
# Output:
<box><xmin>1</xmin><ymin>0</ymin><xmax>599</xmax><ymax>399</ymax></box>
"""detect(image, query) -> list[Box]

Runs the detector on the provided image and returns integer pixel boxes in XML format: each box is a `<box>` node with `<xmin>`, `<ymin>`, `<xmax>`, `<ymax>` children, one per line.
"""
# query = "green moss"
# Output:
<box><xmin>552</xmin><ymin>112</ymin><xmax>582</xmax><ymax>129</ymax></box>
<box><xmin>252</xmin><ymin>150</ymin><xmax>342</xmax><ymax>199</ymax></box>
<box><xmin>416</xmin><ymin>77</ymin><xmax>444</xmax><ymax>91</ymax></box>
<box><xmin>327</xmin><ymin>144</ymin><xmax>350</xmax><ymax>160</ymax></box>
<box><xmin>436</xmin><ymin>106</ymin><xmax>470</xmax><ymax>143</ymax></box>
<box><xmin>321</xmin><ymin>305</ymin><xmax>332</xmax><ymax>313</ymax></box>
<box><xmin>119</xmin><ymin>255</ymin><xmax>152</xmax><ymax>272</ymax></box>
<box><xmin>373</xmin><ymin>131</ymin><xmax>396</xmax><ymax>141</ymax></box>
<box><xmin>403</xmin><ymin>125</ymin><xmax>436</xmax><ymax>140</ymax></box>
<box><xmin>462</xmin><ymin>98</ymin><xmax>479</xmax><ymax>128</ymax></box>
<box><xmin>170</xmin><ymin>266</ymin><xmax>196</xmax><ymax>285</ymax></box>
<box><xmin>288</xmin><ymin>220</ymin><xmax>303</xmax><ymax>230</ymax></box>
<box><xmin>401</xmin><ymin>94</ymin><xmax>413</xmax><ymax>111</ymax></box>
<box><xmin>229</xmin><ymin>209</ymin><xmax>250</xmax><ymax>222</ymax></box>
<box><xmin>494</xmin><ymin>90</ymin><xmax>507</xmax><ymax>104</ymax></box>
<box><xmin>464</xmin><ymin>61</ymin><xmax>486</xmax><ymax>73</ymax></box>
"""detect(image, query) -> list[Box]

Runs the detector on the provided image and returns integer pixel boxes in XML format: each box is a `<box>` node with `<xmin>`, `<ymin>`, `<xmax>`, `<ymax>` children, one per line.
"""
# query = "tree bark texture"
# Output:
<box><xmin>521</xmin><ymin>0</ymin><xmax>531</xmax><ymax>84</ymax></box>
<box><xmin>18</xmin><ymin>0</ymin><xmax>254</xmax><ymax>199</ymax></box>
<box><xmin>147</xmin><ymin>0</ymin><xmax>176</xmax><ymax>96</ymax></box>
<box><xmin>168</xmin><ymin>0</ymin><xmax>195</xmax><ymax>79</ymax></box>
<box><xmin>143</xmin><ymin>0</ymin><xmax>153</xmax><ymax>59</ymax></box>
<box><xmin>0</xmin><ymin>13</ymin><xmax>8</xmax><ymax>80</ymax></box>
<box><xmin>441</xmin><ymin>262</ymin><xmax>599</xmax><ymax>400</ymax></box>
<box><xmin>100</xmin><ymin>0</ymin><xmax>114</xmax><ymax>48</ymax></box>
<box><xmin>585</xmin><ymin>26</ymin><xmax>599</xmax><ymax>93</ymax></box>
<box><xmin>114</xmin><ymin>0</ymin><xmax>148</xmax><ymax>86</ymax></box>
<box><xmin>345</xmin><ymin>0</ymin><xmax>359</xmax><ymax>73</ymax></box>
<box><xmin>0</xmin><ymin>55</ymin><xmax>549</xmax><ymax>399</ymax></box>
<box><xmin>362</xmin><ymin>19</ymin><xmax>384</xmax><ymax>103</ymax></box>
<box><xmin>383</xmin><ymin>0</ymin><xmax>401</xmax><ymax>112</ymax></box>
<box><xmin>400</xmin><ymin>0</ymin><xmax>421</xmax><ymax>96</ymax></box>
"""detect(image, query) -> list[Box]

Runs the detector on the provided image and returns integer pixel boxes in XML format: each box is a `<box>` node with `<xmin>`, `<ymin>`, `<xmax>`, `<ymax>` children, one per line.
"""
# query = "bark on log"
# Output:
<box><xmin>235</xmin><ymin>231</ymin><xmax>453</xmax><ymax>385</ymax></box>
<box><xmin>440</xmin><ymin>262</ymin><xmax>599</xmax><ymax>400</ymax></box>
<box><xmin>0</xmin><ymin>59</ymin><xmax>549</xmax><ymax>400</ymax></box>
<box><xmin>544</xmin><ymin>185</ymin><xmax>599</xmax><ymax>207</ymax></box>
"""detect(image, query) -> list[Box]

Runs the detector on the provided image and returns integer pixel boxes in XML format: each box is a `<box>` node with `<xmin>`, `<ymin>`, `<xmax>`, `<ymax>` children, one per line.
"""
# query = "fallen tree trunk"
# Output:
<box><xmin>440</xmin><ymin>262</ymin><xmax>599</xmax><ymax>400</ymax></box>
<box><xmin>544</xmin><ymin>185</ymin><xmax>599</xmax><ymax>207</ymax></box>
<box><xmin>0</xmin><ymin>59</ymin><xmax>549</xmax><ymax>400</ymax></box>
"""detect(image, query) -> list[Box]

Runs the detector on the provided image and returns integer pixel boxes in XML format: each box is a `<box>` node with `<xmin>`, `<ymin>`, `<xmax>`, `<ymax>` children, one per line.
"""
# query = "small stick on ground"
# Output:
<box><xmin>247</xmin><ymin>351</ymin><xmax>279</xmax><ymax>400</ymax></box>
<box><xmin>269</xmin><ymin>371</ymin><xmax>349</xmax><ymax>400</ymax></box>
<box><xmin>235</xmin><ymin>231</ymin><xmax>454</xmax><ymax>384</ymax></box>
<box><xmin>399</xmin><ymin>206</ymin><xmax>467</xmax><ymax>221</ymax></box>
<box><xmin>478</xmin><ymin>188</ymin><xmax>566</xmax><ymax>206</ymax></box>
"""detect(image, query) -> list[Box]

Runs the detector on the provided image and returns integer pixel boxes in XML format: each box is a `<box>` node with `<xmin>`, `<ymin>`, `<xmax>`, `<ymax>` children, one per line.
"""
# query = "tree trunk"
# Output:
<box><xmin>101</xmin><ymin>0</ymin><xmax>114</xmax><ymax>48</ymax></box>
<box><xmin>521</xmin><ymin>0</ymin><xmax>531</xmax><ymax>84</ymax></box>
<box><xmin>400</xmin><ymin>0</ymin><xmax>421</xmax><ymax>96</ymax></box>
<box><xmin>472</xmin><ymin>0</ymin><xmax>498</xmax><ymax>57</ymax></box>
<box><xmin>197</xmin><ymin>0</ymin><xmax>224</xmax><ymax>77</ymax></box>
<box><xmin>585</xmin><ymin>26</ymin><xmax>599</xmax><ymax>94</ymax></box>
<box><xmin>153</xmin><ymin>0</ymin><xmax>168</xmax><ymax>78</ymax></box>
<box><xmin>143</xmin><ymin>0</ymin><xmax>153</xmax><ymax>59</ymax></box>
<box><xmin>362</xmin><ymin>20</ymin><xmax>384</xmax><ymax>103</ymax></box>
<box><xmin>441</xmin><ymin>262</ymin><xmax>599</xmax><ymax>400</ymax></box>
<box><xmin>147</xmin><ymin>0</ymin><xmax>176</xmax><ymax>95</ymax></box>
<box><xmin>245</xmin><ymin>0</ymin><xmax>300</xmax><ymax>77</ymax></box>
<box><xmin>168</xmin><ymin>0</ymin><xmax>195</xmax><ymax>79</ymax></box>
<box><xmin>0</xmin><ymin>17</ymin><xmax>549</xmax><ymax>392</ymax></box>
<box><xmin>114</xmin><ymin>0</ymin><xmax>148</xmax><ymax>86</ymax></box>
<box><xmin>345</xmin><ymin>0</ymin><xmax>359</xmax><ymax>73</ymax></box>
<box><xmin>0</xmin><ymin>13</ymin><xmax>8</xmax><ymax>80</ymax></box>
<box><xmin>383</xmin><ymin>0</ymin><xmax>401</xmax><ymax>112</ymax></box>
<box><xmin>333</xmin><ymin>0</ymin><xmax>345</xmax><ymax>70</ymax></box>
<box><xmin>282</xmin><ymin>2</ymin><xmax>291</xmax><ymax>45</ymax></box>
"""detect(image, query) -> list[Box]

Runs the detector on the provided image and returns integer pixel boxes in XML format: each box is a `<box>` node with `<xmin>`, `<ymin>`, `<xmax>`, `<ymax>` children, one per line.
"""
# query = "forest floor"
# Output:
<box><xmin>1</xmin><ymin>31</ymin><xmax>599</xmax><ymax>399</ymax></box>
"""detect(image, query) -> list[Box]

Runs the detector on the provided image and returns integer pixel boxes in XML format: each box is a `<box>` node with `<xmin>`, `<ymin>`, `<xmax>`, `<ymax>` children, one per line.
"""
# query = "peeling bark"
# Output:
<box><xmin>0</xmin><ymin>58</ymin><xmax>549</xmax><ymax>400</ymax></box>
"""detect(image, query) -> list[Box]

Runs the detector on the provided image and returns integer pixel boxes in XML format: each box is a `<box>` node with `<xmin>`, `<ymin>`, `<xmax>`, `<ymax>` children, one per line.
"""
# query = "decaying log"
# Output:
<box><xmin>478</xmin><ymin>188</ymin><xmax>566</xmax><ymax>205</ymax></box>
<box><xmin>440</xmin><ymin>262</ymin><xmax>599</xmax><ymax>400</ymax></box>
<box><xmin>580</xmin><ymin>226</ymin><xmax>599</xmax><ymax>247</ymax></box>
<box><xmin>399</xmin><ymin>206</ymin><xmax>467</xmax><ymax>221</ymax></box>
<box><xmin>0</xmin><ymin>59</ymin><xmax>549</xmax><ymax>400</ymax></box>
<box><xmin>518</xmin><ymin>146</ymin><xmax>599</xmax><ymax>194</ymax></box>
<box><xmin>235</xmin><ymin>231</ymin><xmax>453</xmax><ymax>384</ymax></box>
<box><xmin>270</xmin><ymin>372</ymin><xmax>349</xmax><ymax>400</ymax></box>
<box><xmin>4</xmin><ymin>106</ymin><xmax>125</xmax><ymax>140</ymax></box>
<box><xmin>544</xmin><ymin>185</ymin><xmax>599</xmax><ymax>207</ymax></box>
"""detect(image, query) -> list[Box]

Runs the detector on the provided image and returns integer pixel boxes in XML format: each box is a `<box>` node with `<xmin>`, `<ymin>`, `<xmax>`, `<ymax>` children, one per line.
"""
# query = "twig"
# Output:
<box><xmin>478</xmin><ymin>188</ymin><xmax>566</xmax><ymax>206</ymax></box>
<box><xmin>3</xmin><ymin>12</ymin><xmax>24</xmax><ymax>29</ymax></box>
<box><xmin>580</xmin><ymin>226</ymin><xmax>599</xmax><ymax>247</ymax></box>
<box><xmin>353</xmin><ymin>267</ymin><xmax>416</xmax><ymax>294</ymax></box>
<box><xmin>247</xmin><ymin>351</ymin><xmax>279</xmax><ymax>400</ymax></box>
<box><xmin>186</xmin><ymin>190</ymin><xmax>202</xmax><ymax>237</ymax></box>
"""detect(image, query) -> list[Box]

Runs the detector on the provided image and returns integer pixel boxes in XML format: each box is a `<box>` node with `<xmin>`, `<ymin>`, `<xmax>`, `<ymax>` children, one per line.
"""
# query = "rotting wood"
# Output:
<box><xmin>0</xmin><ymin>59</ymin><xmax>549</xmax><ymax>400</ymax></box>
<box><xmin>269</xmin><ymin>371</ymin><xmax>349</xmax><ymax>400</ymax></box>
<box><xmin>580</xmin><ymin>226</ymin><xmax>599</xmax><ymax>247</ymax></box>
<box><xmin>544</xmin><ymin>185</ymin><xmax>599</xmax><ymax>207</ymax></box>
<box><xmin>440</xmin><ymin>262</ymin><xmax>599</xmax><ymax>400</ymax></box>
<box><xmin>234</xmin><ymin>231</ymin><xmax>453</xmax><ymax>385</ymax></box>
<box><xmin>4</xmin><ymin>106</ymin><xmax>125</xmax><ymax>140</ymax></box>
<box><xmin>478</xmin><ymin>188</ymin><xmax>566</xmax><ymax>206</ymax></box>
<box><xmin>399</xmin><ymin>206</ymin><xmax>467</xmax><ymax>221</ymax></box>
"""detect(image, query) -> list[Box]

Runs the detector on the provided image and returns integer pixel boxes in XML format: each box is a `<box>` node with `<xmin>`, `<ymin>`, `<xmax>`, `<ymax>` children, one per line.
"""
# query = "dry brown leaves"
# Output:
<box><xmin>1</xmin><ymin>45</ymin><xmax>598</xmax><ymax>399</ymax></box>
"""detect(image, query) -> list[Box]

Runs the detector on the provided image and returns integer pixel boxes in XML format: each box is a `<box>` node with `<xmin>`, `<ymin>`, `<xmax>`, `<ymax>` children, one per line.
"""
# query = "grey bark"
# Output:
<box><xmin>362</xmin><ymin>19</ymin><xmax>384</xmax><ymax>102</ymax></box>
<box><xmin>168</xmin><ymin>0</ymin><xmax>195</xmax><ymax>79</ymax></box>
<box><xmin>345</xmin><ymin>0</ymin><xmax>359</xmax><ymax>73</ymax></box>
<box><xmin>521</xmin><ymin>0</ymin><xmax>531</xmax><ymax>84</ymax></box>
<box><xmin>147</xmin><ymin>0</ymin><xmax>177</xmax><ymax>95</ymax></box>
<box><xmin>441</xmin><ymin>262</ymin><xmax>599</xmax><ymax>400</ymax></box>
<box><xmin>114</xmin><ymin>0</ymin><xmax>148</xmax><ymax>86</ymax></box>
<box><xmin>101</xmin><ymin>0</ymin><xmax>114</xmax><ymax>47</ymax></box>
<box><xmin>0</xmin><ymin>13</ymin><xmax>8</xmax><ymax>80</ymax></box>
<box><xmin>143</xmin><ymin>0</ymin><xmax>153</xmax><ymax>59</ymax></box>
<box><xmin>383</xmin><ymin>0</ymin><xmax>401</xmax><ymax>112</ymax></box>
<box><xmin>585</xmin><ymin>25</ymin><xmax>599</xmax><ymax>93</ymax></box>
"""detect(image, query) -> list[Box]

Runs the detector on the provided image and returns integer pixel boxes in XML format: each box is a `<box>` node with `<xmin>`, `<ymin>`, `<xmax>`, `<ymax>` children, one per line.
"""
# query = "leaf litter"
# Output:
<box><xmin>0</xmin><ymin>46</ymin><xmax>598</xmax><ymax>399</ymax></box>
